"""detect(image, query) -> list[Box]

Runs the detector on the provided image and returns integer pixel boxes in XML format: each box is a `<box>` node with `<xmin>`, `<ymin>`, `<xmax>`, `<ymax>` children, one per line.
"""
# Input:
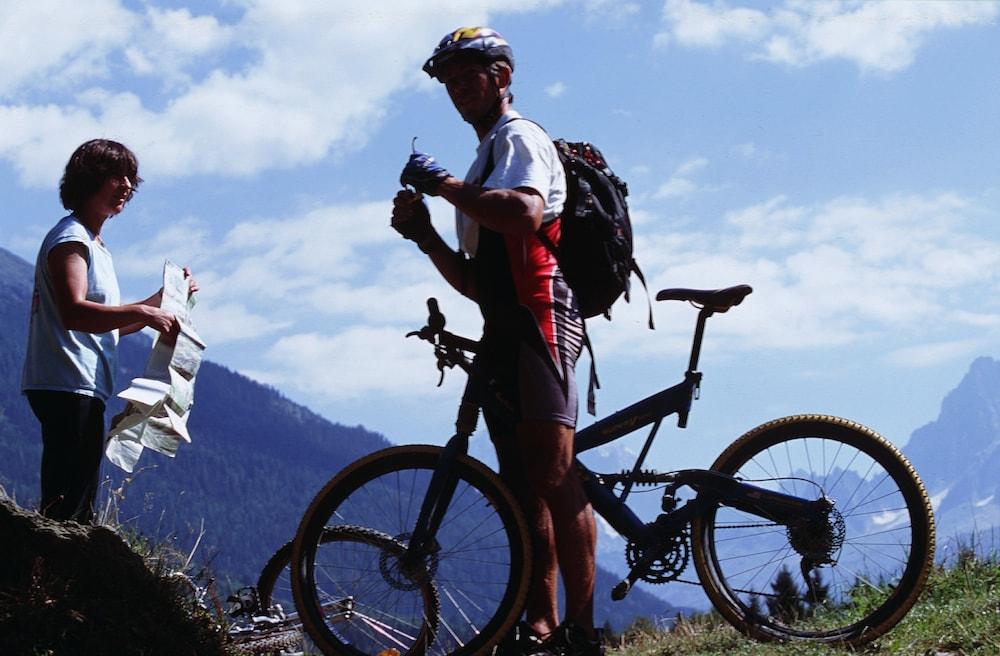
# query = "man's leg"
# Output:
<box><xmin>491</xmin><ymin>430</ymin><xmax>560</xmax><ymax>638</ymax></box>
<box><xmin>516</xmin><ymin>419</ymin><xmax>596</xmax><ymax>638</ymax></box>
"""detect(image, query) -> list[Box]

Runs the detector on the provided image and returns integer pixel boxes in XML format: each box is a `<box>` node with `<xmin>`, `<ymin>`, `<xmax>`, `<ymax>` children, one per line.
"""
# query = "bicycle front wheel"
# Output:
<box><xmin>292</xmin><ymin>445</ymin><xmax>531</xmax><ymax>656</ymax></box>
<box><xmin>692</xmin><ymin>415</ymin><xmax>935</xmax><ymax>646</ymax></box>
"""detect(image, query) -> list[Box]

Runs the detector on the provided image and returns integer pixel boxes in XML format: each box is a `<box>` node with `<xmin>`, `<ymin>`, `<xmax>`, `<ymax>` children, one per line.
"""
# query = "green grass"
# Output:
<box><xmin>610</xmin><ymin>554</ymin><xmax>1000</xmax><ymax>656</ymax></box>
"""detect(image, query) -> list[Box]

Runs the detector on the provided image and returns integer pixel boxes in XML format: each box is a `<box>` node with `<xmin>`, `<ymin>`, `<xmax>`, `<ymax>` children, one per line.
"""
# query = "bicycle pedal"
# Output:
<box><xmin>611</xmin><ymin>579</ymin><xmax>631</xmax><ymax>600</ymax></box>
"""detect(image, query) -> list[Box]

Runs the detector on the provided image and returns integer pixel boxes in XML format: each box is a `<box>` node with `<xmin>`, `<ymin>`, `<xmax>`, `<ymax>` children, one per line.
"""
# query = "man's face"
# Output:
<box><xmin>438</xmin><ymin>59</ymin><xmax>494</xmax><ymax>123</ymax></box>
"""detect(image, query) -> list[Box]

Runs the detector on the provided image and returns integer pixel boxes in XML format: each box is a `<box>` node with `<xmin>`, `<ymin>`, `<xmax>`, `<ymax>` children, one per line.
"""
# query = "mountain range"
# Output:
<box><xmin>903</xmin><ymin>355</ymin><xmax>1000</xmax><ymax>549</ymax></box>
<box><xmin>0</xmin><ymin>245</ymin><xmax>676</xmax><ymax>631</ymax></box>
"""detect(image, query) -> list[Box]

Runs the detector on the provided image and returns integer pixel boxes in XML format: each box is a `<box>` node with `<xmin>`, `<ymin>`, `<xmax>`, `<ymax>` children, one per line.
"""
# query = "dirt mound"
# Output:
<box><xmin>0</xmin><ymin>497</ymin><xmax>227</xmax><ymax>655</ymax></box>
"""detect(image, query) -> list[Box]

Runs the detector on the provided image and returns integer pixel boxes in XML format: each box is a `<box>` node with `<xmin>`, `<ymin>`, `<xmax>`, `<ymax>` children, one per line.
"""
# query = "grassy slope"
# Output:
<box><xmin>611</xmin><ymin>556</ymin><xmax>1000</xmax><ymax>656</ymax></box>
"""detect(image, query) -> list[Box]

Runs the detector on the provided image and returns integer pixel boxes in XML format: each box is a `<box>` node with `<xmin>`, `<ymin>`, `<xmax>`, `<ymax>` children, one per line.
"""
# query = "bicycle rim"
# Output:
<box><xmin>692</xmin><ymin>415</ymin><xmax>934</xmax><ymax>646</ymax></box>
<box><xmin>292</xmin><ymin>445</ymin><xmax>531</xmax><ymax>656</ymax></box>
<box><xmin>257</xmin><ymin>540</ymin><xmax>295</xmax><ymax>617</ymax></box>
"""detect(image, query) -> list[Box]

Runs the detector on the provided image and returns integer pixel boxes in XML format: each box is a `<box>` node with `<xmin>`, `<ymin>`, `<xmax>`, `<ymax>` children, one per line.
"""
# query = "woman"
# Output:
<box><xmin>21</xmin><ymin>139</ymin><xmax>197</xmax><ymax>523</ymax></box>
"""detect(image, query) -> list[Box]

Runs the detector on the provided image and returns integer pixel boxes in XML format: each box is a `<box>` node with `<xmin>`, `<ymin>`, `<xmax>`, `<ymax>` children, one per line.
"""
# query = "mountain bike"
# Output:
<box><xmin>290</xmin><ymin>285</ymin><xmax>936</xmax><ymax>656</ymax></box>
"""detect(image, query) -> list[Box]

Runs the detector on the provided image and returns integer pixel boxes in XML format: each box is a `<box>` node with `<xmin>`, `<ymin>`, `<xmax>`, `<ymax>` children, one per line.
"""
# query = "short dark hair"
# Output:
<box><xmin>59</xmin><ymin>139</ymin><xmax>143</xmax><ymax>212</ymax></box>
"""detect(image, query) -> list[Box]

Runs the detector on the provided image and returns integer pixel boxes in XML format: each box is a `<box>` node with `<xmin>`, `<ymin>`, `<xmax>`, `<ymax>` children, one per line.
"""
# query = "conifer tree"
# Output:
<box><xmin>766</xmin><ymin>565</ymin><xmax>806</xmax><ymax>622</ymax></box>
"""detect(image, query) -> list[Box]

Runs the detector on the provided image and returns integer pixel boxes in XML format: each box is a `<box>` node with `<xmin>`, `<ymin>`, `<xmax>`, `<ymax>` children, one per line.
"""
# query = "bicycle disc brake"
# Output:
<box><xmin>625</xmin><ymin>528</ymin><xmax>690</xmax><ymax>584</ymax></box>
<box><xmin>379</xmin><ymin>532</ymin><xmax>440</xmax><ymax>591</ymax></box>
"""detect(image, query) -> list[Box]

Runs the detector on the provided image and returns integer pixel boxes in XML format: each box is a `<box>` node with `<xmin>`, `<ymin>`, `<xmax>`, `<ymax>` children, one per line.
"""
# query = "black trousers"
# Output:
<box><xmin>26</xmin><ymin>390</ymin><xmax>106</xmax><ymax>523</ymax></box>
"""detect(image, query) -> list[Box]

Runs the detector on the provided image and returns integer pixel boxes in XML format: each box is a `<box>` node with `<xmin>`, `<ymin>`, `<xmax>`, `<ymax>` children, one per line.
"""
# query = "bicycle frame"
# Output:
<box><xmin>402</xmin><ymin>293</ymin><xmax>828</xmax><ymax>598</ymax></box>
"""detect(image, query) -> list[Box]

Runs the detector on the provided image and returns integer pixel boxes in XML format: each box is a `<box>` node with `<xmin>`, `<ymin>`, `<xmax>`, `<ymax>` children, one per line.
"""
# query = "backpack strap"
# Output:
<box><xmin>536</xmin><ymin>215</ymin><xmax>601</xmax><ymax>415</ymax></box>
<box><xmin>486</xmin><ymin>122</ymin><xmax>602</xmax><ymax>415</ymax></box>
<box><xmin>630</xmin><ymin>258</ymin><xmax>655</xmax><ymax>330</ymax></box>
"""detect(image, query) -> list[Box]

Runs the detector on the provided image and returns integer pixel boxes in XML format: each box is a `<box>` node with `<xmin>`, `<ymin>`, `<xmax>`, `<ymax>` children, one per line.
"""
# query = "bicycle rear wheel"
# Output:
<box><xmin>692</xmin><ymin>415</ymin><xmax>934</xmax><ymax>646</ymax></box>
<box><xmin>292</xmin><ymin>445</ymin><xmax>531</xmax><ymax>656</ymax></box>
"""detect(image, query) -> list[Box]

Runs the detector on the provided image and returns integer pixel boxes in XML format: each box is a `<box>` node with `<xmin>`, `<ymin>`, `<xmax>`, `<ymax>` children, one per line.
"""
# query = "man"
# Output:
<box><xmin>391</xmin><ymin>26</ymin><xmax>602</xmax><ymax>656</ymax></box>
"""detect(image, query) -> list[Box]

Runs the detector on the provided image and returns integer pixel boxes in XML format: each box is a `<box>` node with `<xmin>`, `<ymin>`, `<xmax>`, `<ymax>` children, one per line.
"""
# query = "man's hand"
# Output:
<box><xmin>400</xmin><ymin>151</ymin><xmax>451</xmax><ymax>196</ymax></box>
<box><xmin>392</xmin><ymin>190</ymin><xmax>434</xmax><ymax>243</ymax></box>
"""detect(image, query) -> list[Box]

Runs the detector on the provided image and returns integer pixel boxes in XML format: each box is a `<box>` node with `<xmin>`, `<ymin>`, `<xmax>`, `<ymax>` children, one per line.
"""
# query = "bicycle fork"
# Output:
<box><xmin>400</xmin><ymin>389</ymin><xmax>482</xmax><ymax>573</ymax></box>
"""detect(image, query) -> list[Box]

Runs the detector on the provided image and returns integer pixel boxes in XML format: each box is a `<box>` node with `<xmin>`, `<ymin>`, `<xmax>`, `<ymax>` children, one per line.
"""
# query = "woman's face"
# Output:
<box><xmin>89</xmin><ymin>175</ymin><xmax>134</xmax><ymax>218</ymax></box>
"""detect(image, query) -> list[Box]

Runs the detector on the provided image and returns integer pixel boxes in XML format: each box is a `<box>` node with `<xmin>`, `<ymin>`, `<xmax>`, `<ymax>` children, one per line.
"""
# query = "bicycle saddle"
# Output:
<box><xmin>655</xmin><ymin>284</ymin><xmax>753</xmax><ymax>312</ymax></box>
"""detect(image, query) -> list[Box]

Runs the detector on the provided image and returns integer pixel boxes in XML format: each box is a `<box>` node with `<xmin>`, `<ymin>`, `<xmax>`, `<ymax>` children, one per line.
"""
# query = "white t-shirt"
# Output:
<box><xmin>22</xmin><ymin>215</ymin><xmax>121</xmax><ymax>401</ymax></box>
<box><xmin>455</xmin><ymin>110</ymin><xmax>566</xmax><ymax>256</ymax></box>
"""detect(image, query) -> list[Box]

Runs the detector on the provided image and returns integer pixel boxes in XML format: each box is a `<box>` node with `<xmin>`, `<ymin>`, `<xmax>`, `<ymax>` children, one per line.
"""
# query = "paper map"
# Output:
<box><xmin>105</xmin><ymin>261</ymin><xmax>205</xmax><ymax>473</ymax></box>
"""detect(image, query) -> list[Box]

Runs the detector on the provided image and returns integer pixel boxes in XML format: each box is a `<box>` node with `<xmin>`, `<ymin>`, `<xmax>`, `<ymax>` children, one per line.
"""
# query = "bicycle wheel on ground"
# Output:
<box><xmin>258</xmin><ymin>527</ymin><xmax>422</xmax><ymax>654</ymax></box>
<box><xmin>692</xmin><ymin>414</ymin><xmax>935</xmax><ymax>646</ymax></box>
<box><xmin>257</xmin><ymin>539</ymin><xmax>295</xmax><ymax>618</ymax></box>
<box><xmin>292</xmin><ymin>445</ymin><xmax>532</xmax><ymax>656</ymax></box>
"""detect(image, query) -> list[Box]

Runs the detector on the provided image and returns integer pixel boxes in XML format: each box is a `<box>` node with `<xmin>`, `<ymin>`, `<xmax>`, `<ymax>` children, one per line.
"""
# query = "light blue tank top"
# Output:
<box><xmin>22</xmin><ymin>215</ymin><xmax>121</xmax><ymax>401</ymax></box>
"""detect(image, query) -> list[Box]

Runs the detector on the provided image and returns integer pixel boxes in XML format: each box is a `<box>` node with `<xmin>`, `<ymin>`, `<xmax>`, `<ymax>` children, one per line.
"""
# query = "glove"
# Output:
<box><xmin>391</xmin><ymin>192</ymin><xmax>434</xmax><ymax>244</ymax></box>
<box><xmin>400</xmin><ymin>151</ymin><xmax>451</xmax><ymax>196</ymax></box>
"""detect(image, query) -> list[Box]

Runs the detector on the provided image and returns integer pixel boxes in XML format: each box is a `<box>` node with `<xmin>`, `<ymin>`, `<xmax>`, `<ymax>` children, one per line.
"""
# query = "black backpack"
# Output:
<box><xmin>540</xmin><ymin>139</ymin><xmax>651</xmax><ymax>325</ymax></box>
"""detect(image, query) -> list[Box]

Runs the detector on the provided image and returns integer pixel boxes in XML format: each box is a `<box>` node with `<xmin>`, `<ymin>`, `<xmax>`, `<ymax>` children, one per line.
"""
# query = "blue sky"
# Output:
<box><xmin>2</xmin><ymin>0</ymin><xmax>999</xmax><ymax>474</ymax></box>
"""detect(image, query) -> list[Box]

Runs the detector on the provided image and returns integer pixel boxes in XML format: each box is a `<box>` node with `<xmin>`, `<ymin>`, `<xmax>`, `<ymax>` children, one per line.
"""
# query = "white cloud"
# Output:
<box><xmin>0</xmin><ymin>0</ymin><xmax>566</xmax><ymax>186</ymax></box>
<box><xmin>612</xmin><ymin>191</ymin><xmax>1000</xmax><ymax>360</ymax></box>
<box><xmin>114</xmin><ymin>217</ymin><xmax>212</xmax><ymax>278</ymax></box>
<box><xmin>545</xmin><ymin>82</ymin><xmax>568</xmax><ymax>98</ymax></box>
<box><xmin>653</xmin><ymin>156</ymin><xmax>709</xmax><ymax>199</ymax></box>
<box><xmin>0</xmin><ymin>1</ymin><xmax>137</xmax><ymax>97</ymax></box>
<box><xmin>585</xmin><ymin>0</ymin><xmax>642</xmax><ymax>25</ymax></box>
<box><xmin>195</xmin><ymin>302</ymin><xmax>294</xmax><ymax>345</ymax></box>
<box><xmin>125</xmin><ymin>7</ymin><xmax>234</xmax><ymax>85</ymax></box>
<box><xmin>885</xmin><ymin>339</ymin><xmax>989</xmax><ymax>368</ymax></box>
<box><xmin>118</xmin><ymin>197</ymin><xmax>470</xmax><ymax>344</ymax></box>
<box><xmin>261</xmin><ymin>327</ymin><xmax>446</xmax><ymax>400</ymax></box>
<box><xmin>656</xmin><ymin>0</ymin><xmax>1000</xmax><ymax>73</ymax></box>
<box><xmin>656</xmin><ymin>0</ymin><xmax>769</xmax><ymax>48</ymax></box>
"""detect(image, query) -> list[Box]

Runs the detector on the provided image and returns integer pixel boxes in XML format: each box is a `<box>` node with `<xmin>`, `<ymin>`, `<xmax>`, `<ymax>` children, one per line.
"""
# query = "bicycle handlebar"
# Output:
<box><xmin>408</xmin><ymin>298</ymin><xmax>479</xmax><ymax>353</ymax></box>
<box><xmin>407</xmin><ymin>298</ymin><xmax>479</xmax><ymax>385</ymax></box>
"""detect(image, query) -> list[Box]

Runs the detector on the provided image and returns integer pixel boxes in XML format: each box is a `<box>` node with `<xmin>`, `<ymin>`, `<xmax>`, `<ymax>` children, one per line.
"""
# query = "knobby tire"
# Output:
<box><xmin>691</xmin><ymin>414</ymin><xmax>934</xmax><ymax>646</ymax></box>
<box><xmin>291</xmin><ymin>445</ymin><xmax>532</xmax><ymax>656</ymax></box>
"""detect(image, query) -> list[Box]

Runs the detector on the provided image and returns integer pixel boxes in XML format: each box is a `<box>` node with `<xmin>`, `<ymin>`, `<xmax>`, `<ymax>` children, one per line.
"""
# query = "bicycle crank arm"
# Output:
<box><xmin>671</xmin><ymin>469</ymin><xmax>830</xmax><ymax>524</ymax></box>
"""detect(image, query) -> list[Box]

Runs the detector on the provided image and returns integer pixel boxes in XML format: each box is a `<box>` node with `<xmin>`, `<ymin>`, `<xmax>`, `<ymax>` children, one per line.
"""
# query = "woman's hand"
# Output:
<box><xmin>143</xmin><ymin>305</ymin><xmax>179</xmax><ymax>336</ymax></box>
<box><xmin>183</xmin><ymin>266</ymin><xmax>199</xmax><ymax>296</ymax></box>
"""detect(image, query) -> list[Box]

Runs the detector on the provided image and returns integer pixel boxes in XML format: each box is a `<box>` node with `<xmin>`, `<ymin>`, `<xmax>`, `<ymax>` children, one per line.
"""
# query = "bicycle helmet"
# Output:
<box><xmin>423</xmin><ymin>26</ymin><xmax>515</xmax><ymax>80</ymax></box>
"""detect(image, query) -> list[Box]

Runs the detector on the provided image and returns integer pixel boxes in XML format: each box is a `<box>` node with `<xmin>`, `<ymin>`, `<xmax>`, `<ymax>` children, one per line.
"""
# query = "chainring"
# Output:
<box><xmin>625</xmin><ymin>529</ymin><xmax>690</xmax><ymax>584</ymax></box>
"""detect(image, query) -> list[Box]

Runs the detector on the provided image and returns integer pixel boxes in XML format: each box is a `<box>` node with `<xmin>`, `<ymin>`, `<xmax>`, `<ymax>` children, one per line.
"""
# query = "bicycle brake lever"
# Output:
<box><xmin>427</xmin><ymin>298</ymin><xmax>446</xmax><ymax>332</ymax></box>
<box><xmin>406</xmin><ymin>326</ymin><xmax>438</xmax><ymax>343</ymax></box>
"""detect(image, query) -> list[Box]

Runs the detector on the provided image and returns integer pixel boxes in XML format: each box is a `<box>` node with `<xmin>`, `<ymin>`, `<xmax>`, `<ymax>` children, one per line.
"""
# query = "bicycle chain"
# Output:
<box><xmin>662</xmin><ymin>520</ymin><xmax>780</xmax><ymax>587</ymax></box>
